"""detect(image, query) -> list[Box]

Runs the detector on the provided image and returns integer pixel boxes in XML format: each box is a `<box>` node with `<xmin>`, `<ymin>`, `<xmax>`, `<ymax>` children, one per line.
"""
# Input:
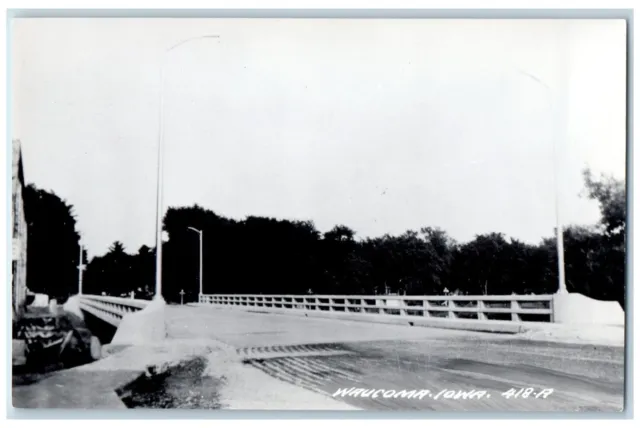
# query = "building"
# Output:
<box><xmin>12</xmin><ymin>139</ymin><xmax>29</xmax><ymax>325</ymax></box>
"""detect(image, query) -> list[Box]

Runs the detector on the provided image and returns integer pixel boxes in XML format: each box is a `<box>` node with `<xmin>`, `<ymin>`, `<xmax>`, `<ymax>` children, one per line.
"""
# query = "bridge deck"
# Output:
<box><xmin>166</xmin><ymin>305</ymin><xmax>625</xmax><ymax>411</ymax></box>
<box><xmin>12</xmin><ymin>305</ymin><xmax>625</xmax><ymax>411</ymax></box>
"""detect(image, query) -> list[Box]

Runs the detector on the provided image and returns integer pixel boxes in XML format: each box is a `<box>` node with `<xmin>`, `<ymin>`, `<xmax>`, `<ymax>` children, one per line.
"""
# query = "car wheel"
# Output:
<box><xmin>89</xmin><ymin>336</ymin><xmax>102</xmax><ymax>361</ymax></box>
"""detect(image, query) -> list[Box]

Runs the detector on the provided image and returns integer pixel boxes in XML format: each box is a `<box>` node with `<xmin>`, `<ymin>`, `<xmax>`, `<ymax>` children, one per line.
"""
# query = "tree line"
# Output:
<box><xmin>23</xmin><ymin>169</ymin><xmax>626</xmax><ymax>308</ymax></box>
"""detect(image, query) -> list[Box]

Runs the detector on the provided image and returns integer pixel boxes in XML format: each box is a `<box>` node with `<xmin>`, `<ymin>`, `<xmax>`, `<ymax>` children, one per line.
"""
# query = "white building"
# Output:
<box><xmin>12</xmin><ymin>139</ymin><xmax>28</xmax><ymax>325</ymax></box>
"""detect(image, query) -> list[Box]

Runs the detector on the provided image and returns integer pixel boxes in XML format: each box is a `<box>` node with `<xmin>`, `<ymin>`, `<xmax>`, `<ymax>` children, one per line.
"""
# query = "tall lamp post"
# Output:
<box><xmin>188</xmin><ymin>227</ymin><xmax>204</xmax><ymax>301</ymax></box>
<box><xmin>516</xmin><ymin>69</ymin><xmax>567</xmax><ymax>294</ymax></box>
<box><xmin>153</xmin><ymin>34</ymin><xmax>220</xmax><ymax>301</ymax></box>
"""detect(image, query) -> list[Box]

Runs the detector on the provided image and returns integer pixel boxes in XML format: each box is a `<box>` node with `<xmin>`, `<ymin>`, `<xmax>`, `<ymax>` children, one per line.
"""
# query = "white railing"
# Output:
<box><xmin>79</xmin><ymin>295</ymin><xmax>150</xmax><ymax>327</ymax></box>
<box><xmin>199</xmin><ymin>293</ymin><xmax>554</xmax><ymax>322</ymax></box>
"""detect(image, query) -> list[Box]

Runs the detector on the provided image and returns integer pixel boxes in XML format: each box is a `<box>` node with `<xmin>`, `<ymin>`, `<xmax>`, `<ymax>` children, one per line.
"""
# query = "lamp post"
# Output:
<box><xmin>77</xmin><ymin>242</ymin><xmax>85</xmax><ymax>295</ymax></box>
<box><xmin>516</xmin><ymin>68</ymin><xmax>567</xmax><ymax>294</ymax></box>
<box><xmin>188</xmin><ymin>227</ymin><xmax>204</xmax><ymax>301</ymax></box>
<box><xmin>153</xmin><ymin>35</ymin><xmax>220</xmax><ymax>302</ymax></box>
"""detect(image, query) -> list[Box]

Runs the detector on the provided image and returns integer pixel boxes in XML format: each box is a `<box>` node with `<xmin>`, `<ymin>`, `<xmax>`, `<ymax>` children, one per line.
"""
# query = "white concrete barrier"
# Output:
<box><xmin>552</xmin><ymin>293</ymin><xmax>624</xmax><ymax>326</ymax></box>
<box><xmin>63</xmin><ymin>295</ymin><xmax>83</xmax><ymax>319</ymax></box>
<box><xmin>65</xmin><ymin>294</ymin><xmax>167</xmax><ymax>346</ymax></box>
<box><xmin>111</xmin><ymin>298</ymin><xmax>167</xmax><ymax>345</ymax></box>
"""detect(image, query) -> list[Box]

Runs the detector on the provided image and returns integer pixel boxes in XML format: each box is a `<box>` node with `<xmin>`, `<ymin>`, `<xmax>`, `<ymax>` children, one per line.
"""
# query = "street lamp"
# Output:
<box><xmin>188</xmin><ymin>227</ymin><xmax>204</xmax><ymax>300</ymax></box>
<box><xmin>77</xmin><ymin>242</ymin><xmax>85</xmax><ymax>295</ymax></box>
<box><xmin>515</xmin><ymin>68</ymin><xmax>567</xmax><ymax>294</ymax></box>
<box><xmin>153</xmin><ymin>35</ymin><xmax>220</xmax><ymax>301</ymax></box>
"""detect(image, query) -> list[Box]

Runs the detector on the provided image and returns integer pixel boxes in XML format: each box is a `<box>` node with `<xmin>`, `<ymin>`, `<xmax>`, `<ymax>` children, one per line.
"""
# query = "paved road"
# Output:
<box><xmin>167</xmin><ymin>305</ymin><xmax>625</xmax><ymax>412</ymax></box>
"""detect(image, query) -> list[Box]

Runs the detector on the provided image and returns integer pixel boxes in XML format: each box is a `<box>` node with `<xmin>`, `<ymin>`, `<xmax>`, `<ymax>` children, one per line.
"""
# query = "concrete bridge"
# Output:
<box><xmin>13</xmin><ymin>292</ymin><xmax>626</xmax><ymax>411</ymax></box>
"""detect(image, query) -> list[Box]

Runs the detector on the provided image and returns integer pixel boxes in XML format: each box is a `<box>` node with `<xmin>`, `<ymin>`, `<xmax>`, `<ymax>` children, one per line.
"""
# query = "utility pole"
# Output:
<box><xmin>515</xmin><ymin>67</ymin><xmax>567</xmax><ymax>294</ymax></box>
<box><xmin>154</xmin><ymin>35</ymin><xmax>220</xmax><ymax>302</ymax></box>
<box><xmin>199</xmin><ymin>231</ymin><xmax>203</xmax><ymax>296</ymax></box>
<box><xmin>188</xmin><ymin>227</ymin><xmax>204</xmax><ymax>299</ymax></box>
<box><xmin>77</xmin><ymin>243</ymin><xmax>84</xmax><ymax>295</ymax></box>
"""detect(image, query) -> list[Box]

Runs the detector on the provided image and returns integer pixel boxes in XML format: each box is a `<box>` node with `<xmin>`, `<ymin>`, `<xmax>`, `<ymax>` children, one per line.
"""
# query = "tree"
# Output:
<box><xmin>84</xmin><ymin>241</ymin><xmax>137</xmax><ymax>297</ymax></box>
<box><xmin>23</xmin><ymin>185</ymin><xmax>80</xmax><ymax>301</ymax></box>
<box><xmin>575</xmin><ymin>169</ymin><xmax>626</xmax><ymax>307</ymax></box>
<box><xmin>451</xmin><ymin>233</ymin><xmax>509</xmax><ymax>295</ymax></box>
<box><xmin>108</xmin><ymin>241</ymin><xmax>126</xmax><ymax>255</ymax></box>
<box><xmin>562</xmin><ymin>225</ymin><xmax>616</xmax><ymax>300</ymax></box>
<box><xmin>133</xmin><ymin>245</ymin><xmax>155</xmax><ymax>299</ymax></box>
<box><xmin>419</xmin><ymin>227</ymin><xmax>457</xmax><ymax>294</ymax></box>
<box><xmin>582</xmin><ymin>169</ymin><xmax>626</xmax><ymax>244</ymax></box>
<box><xmin>162</xmin><ymin>205</ymin><xmax>243</xmax><ymax>301</ymax></box>
<box><xmin>78</xmin><ymin>166</ymin><xmax>626</xmax><ymax>305</ymax></box>
<box><xmin>320</xmin><ymin>225</ymin><xmax>359</xmax><ymax>294</ymax></box>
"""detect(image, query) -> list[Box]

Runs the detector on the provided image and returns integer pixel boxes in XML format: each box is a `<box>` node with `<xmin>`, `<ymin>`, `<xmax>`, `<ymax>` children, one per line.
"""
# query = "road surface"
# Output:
<box><xmin>167</xmin><ymin>305</ymin><xmax>625</xmax><ymax>412</ymax></box>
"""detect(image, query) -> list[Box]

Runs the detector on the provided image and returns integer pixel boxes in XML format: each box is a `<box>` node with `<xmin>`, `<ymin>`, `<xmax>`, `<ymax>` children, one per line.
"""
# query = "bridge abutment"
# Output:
<box><xmin>552</xmin><ymin>292</ymin><xmax>624</xmax><ymax>325</ymax></box>
<box><xmin>111</xmin><ymin>298</ymin><xmax>167</xmax><ymax>345</ymax></box>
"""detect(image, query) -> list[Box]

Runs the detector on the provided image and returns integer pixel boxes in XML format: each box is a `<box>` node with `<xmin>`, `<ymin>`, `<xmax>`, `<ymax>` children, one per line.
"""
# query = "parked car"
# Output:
<box><xmin>14</xmin><ymin>309</ymin><xmax>102</xmax><ymax>372</ymax></box>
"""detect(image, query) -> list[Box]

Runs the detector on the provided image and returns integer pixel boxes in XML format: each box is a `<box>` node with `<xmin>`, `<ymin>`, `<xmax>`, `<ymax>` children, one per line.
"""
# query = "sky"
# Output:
<box><xmin>11</xmin><ymin>18</ymin><xmax>627</xmax><ymax>257</ymax></box>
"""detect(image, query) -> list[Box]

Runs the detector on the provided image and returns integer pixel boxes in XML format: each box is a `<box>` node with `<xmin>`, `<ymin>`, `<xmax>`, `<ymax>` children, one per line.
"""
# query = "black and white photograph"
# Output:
<box><xmin>9</xmin><ymin>15</ymin><xmax>628</xmax><ymax>413</ymax></box>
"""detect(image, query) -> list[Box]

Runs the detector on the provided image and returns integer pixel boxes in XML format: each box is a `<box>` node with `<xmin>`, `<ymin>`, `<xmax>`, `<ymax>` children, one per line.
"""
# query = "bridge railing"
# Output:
<box><xmin>78</xmin><ymin>295</ymin><xmax>150</xmax><ymax>327</ymax></box>
<box><xmin>199</xmin><ymin>293</ymin><xmax>554</xmax><ymax>322</ymax></box>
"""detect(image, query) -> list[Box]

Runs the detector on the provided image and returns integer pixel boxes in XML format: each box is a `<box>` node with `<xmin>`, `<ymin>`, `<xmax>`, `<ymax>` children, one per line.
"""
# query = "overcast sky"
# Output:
<box><xmin>12</xmin><ymin>18</ymin><xmax>626</xmax><ymax>257</ymax></box>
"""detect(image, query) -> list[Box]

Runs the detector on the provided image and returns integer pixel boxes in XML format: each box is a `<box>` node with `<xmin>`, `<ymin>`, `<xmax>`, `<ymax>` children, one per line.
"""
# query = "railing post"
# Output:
<box><xmin>511</xmin><ymin>299</ymin><xmax>521</xmax><ymax>322</ymax></box>
<box><xmin>329</xmin><ymin>298</ymin><xmax>335</xmax><ymax>311</ymax></box>
<box><xmin>447</xmin><ymin>298</ymin><xmax>456</xmax><ymax>319</ymax></box>
<box><xmin>423</xmin><ymin>300</ymin><xmax>431</xmax><ymax>317</ymax></box>
<box><xmin>399</xmin><ymin>299</ymin><xmax>407</xmax><ymax>316</ymax></box>
<box><xmin>477</xmin><ymin>300</ymin><xmax>487</xmax><ymax>320</ymax></box>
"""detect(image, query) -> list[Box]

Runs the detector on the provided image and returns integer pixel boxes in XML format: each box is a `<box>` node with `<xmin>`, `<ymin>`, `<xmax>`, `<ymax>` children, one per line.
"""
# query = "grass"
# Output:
<box><xmin>119</xmin><ymin>356</ymin><xmax>224</xmax><ymax>409</ymax></box>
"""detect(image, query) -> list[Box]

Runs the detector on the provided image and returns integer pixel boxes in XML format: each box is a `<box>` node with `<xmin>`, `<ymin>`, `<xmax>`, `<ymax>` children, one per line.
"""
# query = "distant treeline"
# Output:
<box><xmin>24</xmin><ymin>169</ymin><xmax>626</xmax><ymax>308</ymax></box>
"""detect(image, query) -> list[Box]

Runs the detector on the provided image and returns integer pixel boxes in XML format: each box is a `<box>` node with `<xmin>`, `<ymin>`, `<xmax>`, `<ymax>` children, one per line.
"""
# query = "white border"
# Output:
<box><xmin>2</xmin><ymin>1</ymin><xmax>636</xmax><ymax>427</ymax></box>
